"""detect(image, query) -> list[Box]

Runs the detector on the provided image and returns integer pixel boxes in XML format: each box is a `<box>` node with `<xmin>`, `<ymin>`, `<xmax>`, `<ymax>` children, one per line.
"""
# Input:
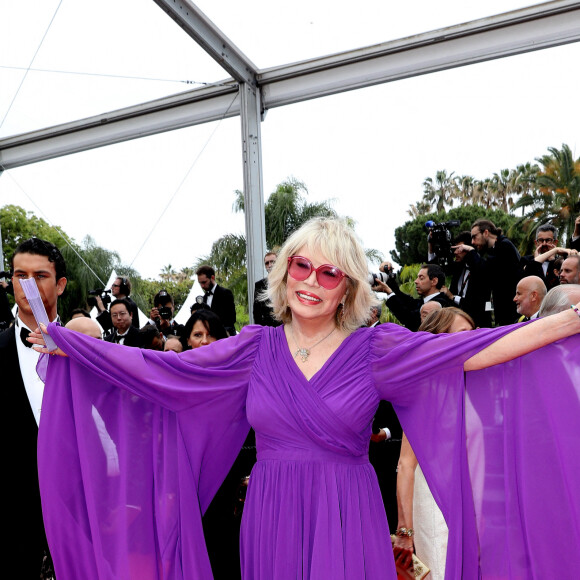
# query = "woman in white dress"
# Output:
<box><xmin>394</xmin><ymin>307</ymin><xmax>476</xmax><ymax>579</ymax></box>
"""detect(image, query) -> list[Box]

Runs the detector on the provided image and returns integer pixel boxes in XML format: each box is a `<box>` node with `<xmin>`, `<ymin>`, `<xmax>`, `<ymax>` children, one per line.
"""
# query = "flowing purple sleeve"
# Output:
<box><xmin>465</xmin><ymin>336</ymin><xmax>580</xmax><ymax>578</ymax></box>
<box><xmin>38</xmin><ymin>323</ymin><xmax>263</xmax><ymax>580</ymax></box>
<box><xmin>370</xmin><ymin>323</ymin><xmax>580</xmax><ymax>579</ymax></box>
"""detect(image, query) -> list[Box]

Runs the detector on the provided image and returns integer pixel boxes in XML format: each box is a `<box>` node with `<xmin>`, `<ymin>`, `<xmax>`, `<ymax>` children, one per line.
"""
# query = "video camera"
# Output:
<box><xmin>87</xmin><ymin>288</ymin><xmax>112</xmax><ymax>309</ymax></box>
<box><xmin>424</xmin><ymin>220</ymin><xmax>461</xmax><ymax>269</ymax></box>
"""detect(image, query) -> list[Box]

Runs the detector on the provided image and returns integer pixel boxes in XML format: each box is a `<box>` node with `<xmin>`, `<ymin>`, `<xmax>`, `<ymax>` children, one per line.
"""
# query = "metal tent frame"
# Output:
<box><xmin>1</xmin><ymin>0</ymin><xmax>579</xmax><ymax>319</ymax></box>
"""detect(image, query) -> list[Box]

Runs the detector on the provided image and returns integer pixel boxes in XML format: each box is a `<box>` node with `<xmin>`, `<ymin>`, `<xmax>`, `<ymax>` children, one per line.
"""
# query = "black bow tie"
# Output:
<box><xmin>20</xmin><ymin>327</ymin><xmax>33</xmax><ymax>348</ymax></box>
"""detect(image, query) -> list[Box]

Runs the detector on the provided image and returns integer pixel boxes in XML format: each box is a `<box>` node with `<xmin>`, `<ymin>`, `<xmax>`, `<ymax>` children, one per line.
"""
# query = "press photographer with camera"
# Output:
<box><xmin>454</xmin><ymin>219</ymin><xmax>522</xmax><ymax>326</ymax></box>
<box><xmin>425</xmin><ymin>219</ymin><xmax>460</xmax><ymax>271</ymax></box>
<box><xmin>373</xmin><ymin>262</ymin><xmax>453</xmax><ymax>331</ymax></box>
<box><xmin>148</xmin><ymin>289</ymin><xmax>185</xmax><ymax>339</ymax></box>
<box><xmin>431</xmin><ymin>231</ymin><xmax>492</xmax><ymax>328</ymax></box>
<box><xmin>92</xmin><ymin>276</ymin><xmax>139</xmax><ymax>333</ymax></box>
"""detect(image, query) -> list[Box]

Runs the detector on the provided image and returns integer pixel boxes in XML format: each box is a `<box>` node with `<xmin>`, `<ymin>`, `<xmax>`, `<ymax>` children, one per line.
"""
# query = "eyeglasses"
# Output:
<box><xmin>287</xmin><ymin>256</ymin><xmax>347</xmax><ymax>290</ymax></box>
<box><xmin>535</xmin><ymin>238</ymin><xmax>555</xmax><ymax>244</ymax></box>
<box><xmin>111</xmin><ymin>284</ymin><xmax>121</xmax><ymax>288</ymax></box>
<box><xmin>111</xmin><ymin>311</ymin><xmax>130</xmax><ymax>319</ymax></box>
<box><xmin>265</xmin><ymin>259</ymin><xmax>276</xmax><ymax>266</ymax></box>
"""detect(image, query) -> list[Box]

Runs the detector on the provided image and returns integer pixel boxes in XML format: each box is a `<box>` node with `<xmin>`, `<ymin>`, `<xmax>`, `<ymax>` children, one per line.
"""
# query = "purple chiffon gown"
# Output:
<box><xmin>38</xmin><ymin>322</ymin><xmax>580</xmax><ymax>579</ymax></box>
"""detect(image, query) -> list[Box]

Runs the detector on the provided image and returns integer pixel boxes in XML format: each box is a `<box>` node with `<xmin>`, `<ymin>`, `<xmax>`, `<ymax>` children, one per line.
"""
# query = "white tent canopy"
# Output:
<box><xmin>89</xmin><ymin>270</ymin><xmax>150</xmax><ymax>328</ymax></box>
<box><xmin>174</xmin><ymin>279</ymin><xmax>204</xmax><ymax>325</ymax></box>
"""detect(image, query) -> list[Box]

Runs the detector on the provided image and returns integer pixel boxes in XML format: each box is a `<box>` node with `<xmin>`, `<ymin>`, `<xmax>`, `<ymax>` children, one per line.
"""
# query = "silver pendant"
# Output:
<box><xmin>295</xmin><ymin>347</ymin><xmax>310</xmax><ymax>362</ymax></box>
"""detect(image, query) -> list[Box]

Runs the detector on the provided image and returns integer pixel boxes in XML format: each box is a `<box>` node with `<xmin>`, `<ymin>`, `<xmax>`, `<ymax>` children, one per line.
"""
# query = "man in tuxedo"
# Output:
<box><xmin>196</xmin><ymin>265</ymin><xmax>237</xmax><ymax>335</ymax></box>
<box><xmin>252</xmin><ymin>251</ymin><xmax>281</xmax><ymax>327</ymax></box>
<box><xmin>376</xmin><ymin>263</ymin><xmax>453</xmax><ymax>331</ymax></box>
<box><xmin>468</xmin><ymin>219</ymin><xmax>522</xmax><ymax>326</ymax></box>
<box><xmin>513</xmin><ymin>275</ymin><xmax>546</xmax><ymax>322</ymax></box>
<box><xmin>95</xmin><ymin>275</ymin><xmax>139</xmax><ymax>332</ymax></box>
<box><xmin>104</xmin><ymin>299</ymin><xmax>143</xmax><ymax>346</ymax></box>
<box><xmin>439</xmin><ymin>232</ymin><xmax>492</xmax><ymax>328</ymax></box>
<box><xmin>0</xmin><ymin>237</ymin><xmax>67</xmax><ymax>579</ymax></box>
<box><xmin>520</xmin><ymin>224</ymin><xmax>561</xmax><ymax>290</ymax></box>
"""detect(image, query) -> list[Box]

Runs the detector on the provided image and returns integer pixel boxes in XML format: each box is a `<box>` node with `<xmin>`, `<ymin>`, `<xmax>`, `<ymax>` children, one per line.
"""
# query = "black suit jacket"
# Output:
<box><xmin>104</xmin><ymin>324</ymin><xmax>143</xmax><ymax>347</ymax></box>
<box><xmin>208</xmin><ymin>284</ymin><xmax>236</xmax><ymax>333</ymax></box>
<box><xmin>97</xmin><ymin>296</ymin><xmax>140</xmax><ymax>332</ymax></box>
<box><xmin>385</xmin><ymin>281</ymin><xmax>454</xmax><ymax>331</ymax></box>
<box><xmin>570</xmin><ymin>236</ymin><xmax>580</xmax><ymax>252</ymax></box>
<box><xmin>0</xmin><ymin>325</ymin><xmax>51</xmax><ymax>576</ymax></box>
<box><xmin>252</xmin><ymin>277</ymin><xmax>281</xmax><ymax>327</ymax></box>
<box><xmin>448</xmin><ymin>258</ymin><xmax>492</xmax><ymax>328</ymax></box>
<box><xmin>369</xmin><ymin>399</ymin><xmax>402</xmax><ymax>533</ymax></box>
<box><xmin>520</xmin><ymin>255</ymin><xmax>560</xmax><ymax>290</ymax></box>
<box><xmin>465</xmin><ymin>236</ymin><xmax>522</xmax><ymax>326</ymax></box>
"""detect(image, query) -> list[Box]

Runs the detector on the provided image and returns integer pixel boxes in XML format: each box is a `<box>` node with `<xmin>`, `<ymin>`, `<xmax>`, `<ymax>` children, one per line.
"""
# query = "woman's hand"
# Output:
<box><xmin>393</xmin><ymin>534</ymin><xmax>414</xmax><ymax>571</ymax></box>
<box><xmin>28</xmin><ymin>323</ymin><xmax>68</xmax><ymax>357</ymax></box>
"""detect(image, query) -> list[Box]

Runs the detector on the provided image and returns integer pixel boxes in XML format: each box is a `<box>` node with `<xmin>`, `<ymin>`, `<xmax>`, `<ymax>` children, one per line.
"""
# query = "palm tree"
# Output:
<box><xmin>488</xmin><ymin>169</ymin><xmax>520</xmax><ymax>213</ymax></box>
<box><xmin>422</xmin><ymin>170</ymin><xmax>457</xmax><ymax>213</ymax></box>
<box><xmin>454</xmin><ymin>175</ymin><xmax>475</xmax><ymax>206</ymax></box>
<box><xmin>160</xmin><ymin>264</ymin><xmax>177</xmax><ymax>282</ymax></box>
<box><xmin>407</xmin><ymin>200</ymin><xmax>432</xmax><ymax>219</ymax></box>
<box><xmin>511</xmin><ymin>144</ymin><xmax>580</xmax><ymax>248</ymax></box>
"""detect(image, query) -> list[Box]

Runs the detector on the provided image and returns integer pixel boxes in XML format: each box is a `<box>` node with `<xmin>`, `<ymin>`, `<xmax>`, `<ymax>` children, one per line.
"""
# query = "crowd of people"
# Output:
<box><xmin>1</xmin><ymin>213</ymin><xmax>579</xmax><ymax>579</ymax></box>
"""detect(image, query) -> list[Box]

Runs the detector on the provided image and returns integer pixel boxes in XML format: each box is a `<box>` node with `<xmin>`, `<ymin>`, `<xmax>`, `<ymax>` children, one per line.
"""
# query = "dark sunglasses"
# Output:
<box><xmin>287</xmin><ymin>255</ymin><xmax>347</xmax><ymax>290</ymax></box>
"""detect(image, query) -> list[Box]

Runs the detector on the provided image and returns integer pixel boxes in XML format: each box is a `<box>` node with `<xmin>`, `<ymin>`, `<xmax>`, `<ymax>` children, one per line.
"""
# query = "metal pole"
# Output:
<box><xmin>239</xmin><ymin>83</ymin><xmax>266</xmax><ymax>323</ymax></box>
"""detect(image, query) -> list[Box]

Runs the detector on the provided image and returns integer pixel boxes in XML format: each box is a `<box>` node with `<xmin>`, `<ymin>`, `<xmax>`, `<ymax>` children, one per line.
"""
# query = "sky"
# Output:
<box><xmin>1</xmin><ymin>0</ymin><xmax>579</xmax><ymax>284</ymax></box>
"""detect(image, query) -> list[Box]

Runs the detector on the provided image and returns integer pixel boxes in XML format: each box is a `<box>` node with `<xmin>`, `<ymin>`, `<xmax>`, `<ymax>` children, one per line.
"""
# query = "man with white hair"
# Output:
<box><xmin>513</xmin><ymin>276</ymin><xmax>547</xmax><ymax>321</ymax></box>
<box><xmin>538</xmin><ymin>284</ymin><xmax>580</xmax><ymax>317</ymax></box>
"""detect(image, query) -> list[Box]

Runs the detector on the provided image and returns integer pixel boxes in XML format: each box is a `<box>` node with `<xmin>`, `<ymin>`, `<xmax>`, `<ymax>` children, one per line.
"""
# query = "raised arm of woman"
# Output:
<box><xmin>465</xmin><ymin>303</ymin><xmax>580</xmax><ymax>371</ymax></box>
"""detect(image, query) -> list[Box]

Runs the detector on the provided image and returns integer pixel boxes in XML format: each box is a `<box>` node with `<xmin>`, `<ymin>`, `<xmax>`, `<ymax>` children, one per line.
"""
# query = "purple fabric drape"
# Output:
<box><xmin>38</xmin><ymin>322</ymin><xmax>580</xmax><ymax>579</ymax></box>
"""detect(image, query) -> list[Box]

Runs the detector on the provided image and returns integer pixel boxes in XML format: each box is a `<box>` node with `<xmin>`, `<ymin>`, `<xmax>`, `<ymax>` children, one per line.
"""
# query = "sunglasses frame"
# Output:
<box><xmin>287</xmin><ymin>255</ymin><xmax>347</xmax><ymax>290</ymax></box>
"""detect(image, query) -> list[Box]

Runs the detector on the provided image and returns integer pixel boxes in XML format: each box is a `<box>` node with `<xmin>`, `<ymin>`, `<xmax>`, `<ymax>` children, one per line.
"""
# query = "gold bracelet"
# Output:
<box><xmin>395</xmin><ymin>527</ymin><xmax>414</xmax><ymax>537</ymax></box>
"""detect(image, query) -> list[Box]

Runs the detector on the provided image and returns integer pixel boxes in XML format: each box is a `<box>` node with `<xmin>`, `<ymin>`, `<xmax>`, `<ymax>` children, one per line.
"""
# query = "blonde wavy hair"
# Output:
<box><xmin>418</xmin><ymin>306</ymin><xmax>475</xmax><ymax>334</ymax></box>
<box><xmin>265</xmin><ymin>217</ymin><xmax>379</xmax><ymax>333</ymax></box>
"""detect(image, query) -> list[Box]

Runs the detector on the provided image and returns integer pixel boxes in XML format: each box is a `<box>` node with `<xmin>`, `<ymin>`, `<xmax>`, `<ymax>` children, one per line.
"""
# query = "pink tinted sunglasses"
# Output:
<box><xmin>287</xmin><ymin>255</ymin><xmax>347</xmax><ymax>290</ymax></box>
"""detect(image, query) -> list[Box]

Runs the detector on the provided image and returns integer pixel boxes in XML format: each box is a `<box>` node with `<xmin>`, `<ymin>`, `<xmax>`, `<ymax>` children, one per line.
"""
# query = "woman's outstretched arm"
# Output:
<box><xmin>465</xmin><ymin>303</ymin><xmax>580</xmax><ymax>371</ymax></box>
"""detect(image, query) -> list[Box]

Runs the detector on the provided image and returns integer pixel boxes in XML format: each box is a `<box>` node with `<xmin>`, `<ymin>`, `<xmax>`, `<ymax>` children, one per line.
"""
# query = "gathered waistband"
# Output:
<box><xmin>257</xmin><ymin>449</ymin><xmax>370</xmax><ymax>465</ymax></box>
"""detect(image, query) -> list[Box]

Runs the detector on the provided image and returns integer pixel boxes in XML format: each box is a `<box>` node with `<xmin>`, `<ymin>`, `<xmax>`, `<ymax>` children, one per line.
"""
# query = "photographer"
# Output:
<box><xmin>374</xmin><ymin>262</ymin><xmax>453</xmax><ymax>331</ymax></box>
<box><xmin>437</xmin><ymin>232</ymin><xmax>492</xmax><ymax>328</ymax></box>
<box><xmin>464</xmin><ymin>219</ymin><xmax>522</xmax><ymax>326</ymax></box>
<box><xmin>148</xmin><ymin>290</ymin><xmax>185</xmax><ymax>339</ymax></box>
<box><xmin>426</xmin><ymin>219</ymin><xmax>461</xmax><ymax>271</ymax></box>
<box><xmin>93</xmin><ymin>276</ymin><xmax>139</xmax><ymax>333</ymax></box>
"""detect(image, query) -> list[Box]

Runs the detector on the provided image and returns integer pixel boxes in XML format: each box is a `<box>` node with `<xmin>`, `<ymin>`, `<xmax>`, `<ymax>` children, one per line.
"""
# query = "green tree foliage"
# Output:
<box><xmin>511</xmin><ymin>143</ymin><xmax>580</xmax><ymax>251</ymax></box>
<box><xmin>0</xmin><ymin>205</ymin><xmax>71</xmax><ymax>267</ymax></box>
<box><xmin>138</xmin><ymin>277</ymin><xmax>194</xmax><ymax>315</ymax></box>
<box><xmin>194</xmin><ymin>233</ymin><xmax>248</xmax><ymax>316</ymax></box>
<box><xmin>391</xmin><ymin>206</ymin><xmax>524</xmax><ymax>268</ymax></box>
<box><xmin>234</xmin><ymin>177</ymin><xmax>338</xmax><ymax>248</ymax></box>
<box><xmin>59</xmin><ymin>236</ymin><xmax>121</xmax><ymax>320</ymax></box>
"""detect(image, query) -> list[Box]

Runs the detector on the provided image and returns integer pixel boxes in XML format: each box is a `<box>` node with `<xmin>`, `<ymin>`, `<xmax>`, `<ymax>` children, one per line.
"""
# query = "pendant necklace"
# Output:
<box><xmin>290</xmin><ymin>325</ymin><xmax>336</xmax><ymax>363</ymax></box>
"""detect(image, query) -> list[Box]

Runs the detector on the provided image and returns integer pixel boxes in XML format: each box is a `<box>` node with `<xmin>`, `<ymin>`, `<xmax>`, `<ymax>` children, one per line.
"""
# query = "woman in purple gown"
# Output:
<box><xmin>32</xmin><ymin>217</ymin><xmax>580</xmax><ymax>580</ymax></box>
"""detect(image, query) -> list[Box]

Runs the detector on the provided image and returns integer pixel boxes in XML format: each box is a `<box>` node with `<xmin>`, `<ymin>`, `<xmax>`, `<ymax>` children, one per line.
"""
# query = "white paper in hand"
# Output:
<box><xmin>18</xmin><ymin>278</ymin><xmax>59</xmax><ymax>352</ymax></box>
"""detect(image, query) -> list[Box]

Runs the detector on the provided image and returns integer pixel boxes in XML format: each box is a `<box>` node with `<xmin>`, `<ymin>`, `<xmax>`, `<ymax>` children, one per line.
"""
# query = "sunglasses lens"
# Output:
<box><xmin>288</xmin><ymin>257</ymin><xmax>312</xmax><ymax>281</ymax></box>
<box><xmin>318</xmin><ymin>266</ymin><xmax>342</xmax><ymax>289</ymax></box>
